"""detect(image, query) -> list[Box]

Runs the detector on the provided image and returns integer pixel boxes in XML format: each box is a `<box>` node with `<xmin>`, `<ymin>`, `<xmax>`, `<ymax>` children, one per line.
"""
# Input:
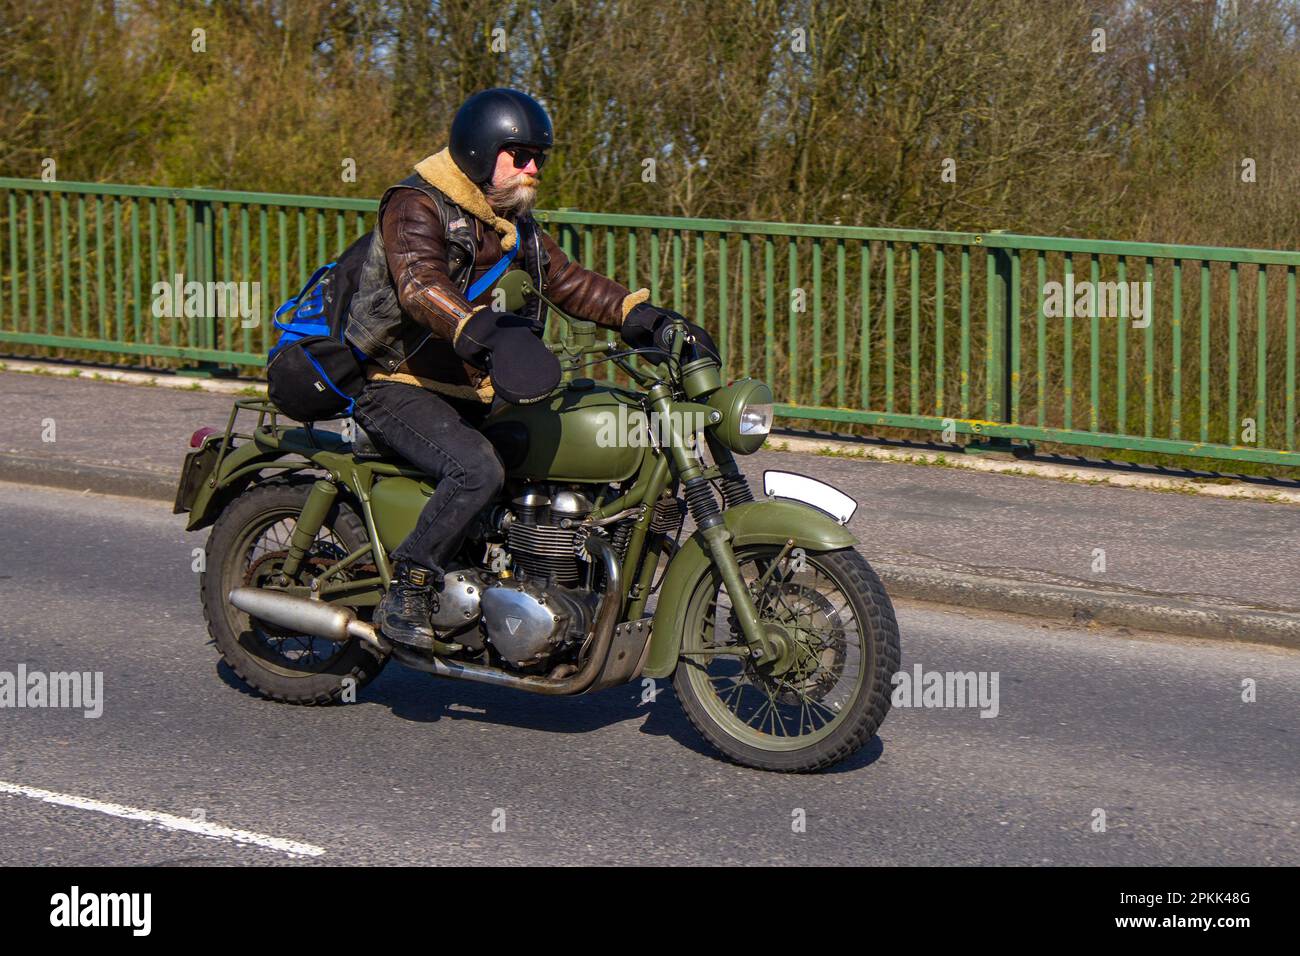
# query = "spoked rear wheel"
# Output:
<box><xmin>200</xmin><ymin>480</ymin><xmax>388</xmax><ymax>704</ymax></box>
<box><xmin>673</xmin><ymin>545</ymin><xmax>900</xmax><ymax>772</ymax></box>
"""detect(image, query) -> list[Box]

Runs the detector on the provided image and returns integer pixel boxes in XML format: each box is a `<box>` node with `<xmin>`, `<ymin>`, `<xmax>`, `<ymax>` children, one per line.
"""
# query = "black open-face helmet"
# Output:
<box><xmin>449</xmin><ymin>88</ymin><xmax>554</xmax><ymax>187</ymax></box>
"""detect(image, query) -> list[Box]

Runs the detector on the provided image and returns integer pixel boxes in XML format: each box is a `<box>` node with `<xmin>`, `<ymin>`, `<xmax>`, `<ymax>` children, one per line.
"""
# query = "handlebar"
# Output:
<box><xmin>539</xmin><ymin>292</ymin><xmax>717</xmax><ymax>390</ymax></box>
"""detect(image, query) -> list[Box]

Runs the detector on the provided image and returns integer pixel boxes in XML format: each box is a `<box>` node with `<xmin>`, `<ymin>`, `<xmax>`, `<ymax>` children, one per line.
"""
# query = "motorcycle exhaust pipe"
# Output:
<box><xmin>228</xmin><ymin>534</ymin><xmax>622</xmax><ymax>695</ymax></box>
<box><xmin>227</xmin><ymin>587</ymin><xmax>391</xmax><ymax>656</ymax></box>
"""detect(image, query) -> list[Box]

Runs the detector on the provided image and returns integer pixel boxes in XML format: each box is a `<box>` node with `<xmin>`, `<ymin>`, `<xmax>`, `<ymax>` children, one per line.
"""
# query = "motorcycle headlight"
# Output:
<box><xmin>738</xmin><ymin>402</ymin><xmax>773</xmax><ymax>436</ymax></box>
<box><xmin>706</xmin><ymin>379</ymin><xmax>775</xmax><ymax>455</ymax></box>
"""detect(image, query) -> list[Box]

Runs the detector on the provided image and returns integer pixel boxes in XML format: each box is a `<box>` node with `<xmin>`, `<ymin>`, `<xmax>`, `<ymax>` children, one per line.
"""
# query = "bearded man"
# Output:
<box><xmin>344</xmin><ymin>87</ymin><xmax>714</xmax><ymax>649</ymax></box>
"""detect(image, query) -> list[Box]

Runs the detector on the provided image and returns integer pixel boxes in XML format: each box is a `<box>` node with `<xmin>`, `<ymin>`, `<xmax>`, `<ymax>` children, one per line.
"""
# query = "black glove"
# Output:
<box><xmin>454</xmin><ymin>310</ymin><xmax>561</xmax><ymax>405</ymax></box>
<box><xmin>620</xmin><ymin>302</ymin><xmax>719</xmax><ymax>366</ymax></box>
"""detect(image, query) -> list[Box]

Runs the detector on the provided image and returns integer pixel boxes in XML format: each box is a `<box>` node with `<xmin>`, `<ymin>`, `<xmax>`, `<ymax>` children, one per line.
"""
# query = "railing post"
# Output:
<box><xmin>987</xmin><ymin>234</ymin><xmax>1012</xmax><ymax>421</ymax></box>
<box><xmin>966</xmin><ymin>230</ymin><xmax>1029</xmax><ymax>455</ymax></box>
<box><xmin>178</xmin><ymin>197</ymin><xmax>234</xmax><ymax>377</ymax></box>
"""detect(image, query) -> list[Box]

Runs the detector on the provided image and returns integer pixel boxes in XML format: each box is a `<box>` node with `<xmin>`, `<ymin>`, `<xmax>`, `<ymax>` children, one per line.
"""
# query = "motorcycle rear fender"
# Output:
<box><xmin>182</xmin><ymin>430</ymin><xmax>341</xmax><ymax>532</ymax></box>
<box><xmin>641</xmin><ymin>499</ymin><xmax>858</xmax><ymax>679</ymax></box>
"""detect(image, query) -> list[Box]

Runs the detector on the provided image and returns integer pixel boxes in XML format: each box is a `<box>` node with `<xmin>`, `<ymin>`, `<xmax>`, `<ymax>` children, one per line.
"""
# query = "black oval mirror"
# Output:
<box><xmin>492</xmin><ymin>270</ymin><xmax>534</xmax><ymax>313</ymax></box>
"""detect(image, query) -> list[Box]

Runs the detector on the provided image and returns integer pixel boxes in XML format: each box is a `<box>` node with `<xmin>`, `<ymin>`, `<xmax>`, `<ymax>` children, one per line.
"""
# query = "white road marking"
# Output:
<box><xmin>0</xmin><ymin>780</ymin><xmax>326</xmax><ymax>858</ymax></box>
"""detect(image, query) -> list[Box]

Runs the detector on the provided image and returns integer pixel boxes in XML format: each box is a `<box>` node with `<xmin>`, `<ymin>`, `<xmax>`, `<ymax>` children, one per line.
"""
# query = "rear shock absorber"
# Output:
<box><xmin>281</xmin><ymin>479</ymin><xmax>337</xmax><ymax>580</ymax></box>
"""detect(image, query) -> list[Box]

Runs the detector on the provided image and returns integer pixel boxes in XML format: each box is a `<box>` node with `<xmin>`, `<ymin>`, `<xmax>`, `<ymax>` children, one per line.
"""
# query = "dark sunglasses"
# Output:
<box><xmin>504</xmin><ymin>145</ymin><xmax>549</xmax><ymax>170</ymax></box>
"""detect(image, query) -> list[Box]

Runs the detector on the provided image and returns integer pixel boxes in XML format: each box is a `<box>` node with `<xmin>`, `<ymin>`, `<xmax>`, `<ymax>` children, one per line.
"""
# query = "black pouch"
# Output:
<box><xmin>266</xmin><ymin>333</ymin><xmax>367</xmax><ymax>421</ymax></box>
<box><xmin>266</xmin><ymin>241</ymin><xmax>371</xmax><ymax>421</ymax></box>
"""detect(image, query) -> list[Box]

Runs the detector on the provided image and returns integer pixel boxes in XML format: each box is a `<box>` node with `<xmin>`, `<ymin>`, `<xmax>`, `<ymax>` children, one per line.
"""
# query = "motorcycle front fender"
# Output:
<box><xmin>640</xmin><ymin>499</ymin><xmax>858</xmax><ymax>679</ymax></box>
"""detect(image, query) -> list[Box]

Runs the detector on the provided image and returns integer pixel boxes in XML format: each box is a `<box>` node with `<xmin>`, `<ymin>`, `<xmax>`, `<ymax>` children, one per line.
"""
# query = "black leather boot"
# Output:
<box><xmin>374</xmin><ymin>561</ymin><xmax>440</xmax><ymax>650</ymax></box>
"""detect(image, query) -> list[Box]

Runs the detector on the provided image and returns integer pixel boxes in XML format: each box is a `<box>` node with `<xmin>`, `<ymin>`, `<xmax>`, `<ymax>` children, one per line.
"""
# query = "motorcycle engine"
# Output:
<box><xmin>502</xmin><ymin>484</ymin><xmax>597</xmax><ymax>586</ymax></box>
<box><xmin>456</xmin><ymin>482</ymin><xmax>607</xmax><ymax>669</ymax></box>
<box><xmin>479</xmin><ymin>578</ymin><xmax>599</xmax><ymax>668</ymax></box>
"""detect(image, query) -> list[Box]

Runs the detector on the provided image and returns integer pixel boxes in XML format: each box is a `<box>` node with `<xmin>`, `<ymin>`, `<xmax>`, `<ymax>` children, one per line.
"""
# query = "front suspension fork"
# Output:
<box><xmin>648</xmin><ymin>384</ymin><xmax>779</xmax><ymax>665</ymax></box>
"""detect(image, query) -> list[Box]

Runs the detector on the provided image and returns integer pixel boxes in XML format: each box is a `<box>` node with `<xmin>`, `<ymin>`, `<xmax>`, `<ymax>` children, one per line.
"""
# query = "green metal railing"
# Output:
<box><xmin>1</xmin><ymin>177</ymin><xmax>1297</xmax><ymax>469</ymax></box>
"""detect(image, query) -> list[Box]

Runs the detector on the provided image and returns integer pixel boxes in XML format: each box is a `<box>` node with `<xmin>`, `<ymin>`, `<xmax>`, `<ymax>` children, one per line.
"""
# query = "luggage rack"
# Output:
<box><xmin>206</xmin><ymin>397</ymin><xmax>428</xmax><ymax>484</ymax></box>
<box><xmin>213</xmin><ymin>396</ymin><xmax>339</xmax><ymax>453</ymax></box>
<box><xmin>199</xmin><ymin>398</ymin><xmax>362</xmax><ymax>489</ymax></box>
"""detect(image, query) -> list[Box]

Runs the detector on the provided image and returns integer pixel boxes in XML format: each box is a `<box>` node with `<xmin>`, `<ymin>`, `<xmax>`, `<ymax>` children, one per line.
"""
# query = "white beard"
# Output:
<box><xmin>486</xmin><ymin>175</ymin><xmax>539</xmax><ymax>217</ymax></box>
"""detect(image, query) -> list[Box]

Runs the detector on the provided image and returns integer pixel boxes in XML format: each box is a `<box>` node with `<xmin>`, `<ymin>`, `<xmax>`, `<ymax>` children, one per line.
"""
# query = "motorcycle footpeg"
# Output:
<box><xmin>380</xmin><ymin>629</ymin><xmax>464</xmax><ymax>656</ymax></box>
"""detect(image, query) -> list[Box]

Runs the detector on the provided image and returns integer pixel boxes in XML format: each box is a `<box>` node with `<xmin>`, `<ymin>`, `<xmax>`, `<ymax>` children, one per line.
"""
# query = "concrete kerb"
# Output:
<box><xmin>0</xmin><ymin>358</ymin><xmax>266</xmax><ymax>396</ymax></box>
<box><xmin>877</xmin><ymin>562</ymin><xmax>1300</xmax><ymax>651</ymax></box>
<box><xmin>0</xmin><ymin>453</ymin><xmax>178</xmax><ymax>502</ymax></box>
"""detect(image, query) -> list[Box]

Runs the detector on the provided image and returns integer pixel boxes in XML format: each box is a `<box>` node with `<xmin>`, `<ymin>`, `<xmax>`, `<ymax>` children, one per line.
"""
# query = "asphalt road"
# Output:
<box><xmin>0</xmin><ymin>481</ymin><xmax>1296</xmax><ymax>865</ymax></box>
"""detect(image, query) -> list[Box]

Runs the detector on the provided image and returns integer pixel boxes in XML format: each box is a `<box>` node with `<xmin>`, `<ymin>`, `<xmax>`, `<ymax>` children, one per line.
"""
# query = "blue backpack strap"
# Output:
<box><xmin>274</xmin><ymin>262</ymin><xmax>336</xmax><ymax>319</ymax></box>
<box><xmin>272</xmin><ymin>319</ymin><xmax>331</xmax><ymax>336</ymax></box>
<box><xmin>466</xmin><ymin>225</ymin><xmax>520</xmax><ymax>301</ymax></box>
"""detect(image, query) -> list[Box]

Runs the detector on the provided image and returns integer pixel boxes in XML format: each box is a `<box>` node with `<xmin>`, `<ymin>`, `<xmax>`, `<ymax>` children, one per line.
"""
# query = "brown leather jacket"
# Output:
<box><xmin>365</xmin><ymin>149</ymin><xmax>649</xmax><ymax>403</ymax></box>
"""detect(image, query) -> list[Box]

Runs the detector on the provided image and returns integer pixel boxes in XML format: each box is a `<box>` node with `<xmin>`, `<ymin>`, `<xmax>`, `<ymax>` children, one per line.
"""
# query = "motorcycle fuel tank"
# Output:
<box><xmin>481</xmin><ymin>378</ymin><xmax>647</xmax><ymax>483</ymax></box>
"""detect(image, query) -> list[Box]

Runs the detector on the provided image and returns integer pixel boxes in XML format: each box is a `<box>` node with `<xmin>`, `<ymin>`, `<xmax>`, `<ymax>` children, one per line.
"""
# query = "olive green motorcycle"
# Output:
<box><xmin>174</xmin><ymin>272</ymin><xmax>900</xmax><ymax>772</ymax></box>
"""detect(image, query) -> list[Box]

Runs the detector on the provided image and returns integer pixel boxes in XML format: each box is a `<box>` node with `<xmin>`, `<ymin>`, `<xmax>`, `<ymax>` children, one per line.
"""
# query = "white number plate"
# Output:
<box><xmin>761</xmin><ymin>470</ymin><xmax>858</xmax><ymax>525</ymax></box>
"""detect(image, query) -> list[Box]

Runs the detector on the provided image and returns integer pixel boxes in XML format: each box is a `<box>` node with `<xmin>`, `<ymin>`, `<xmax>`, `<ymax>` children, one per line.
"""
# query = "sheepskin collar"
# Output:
<box><xmin>412</xmin><ymin>148</ymin><xmax>519</xmax><ymax>252</ymax></box>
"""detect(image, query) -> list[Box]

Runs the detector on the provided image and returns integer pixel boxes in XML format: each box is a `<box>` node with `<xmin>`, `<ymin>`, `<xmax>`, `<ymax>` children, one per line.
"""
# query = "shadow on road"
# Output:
<box><xmin>216</xmin><ymin>656</ymin><xmax>888</xmax><ymax>774</ymax></box>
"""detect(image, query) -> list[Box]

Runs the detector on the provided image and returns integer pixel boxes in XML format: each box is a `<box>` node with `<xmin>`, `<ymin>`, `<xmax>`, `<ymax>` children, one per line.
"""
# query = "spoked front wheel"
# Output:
<box><xmin>672</xmin><ymin>545</ymin><xmax>900</xmax><ymax>772</ymax></box>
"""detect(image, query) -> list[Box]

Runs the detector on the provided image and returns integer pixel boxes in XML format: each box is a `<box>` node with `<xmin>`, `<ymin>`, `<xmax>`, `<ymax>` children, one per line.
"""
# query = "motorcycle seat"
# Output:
<box><xmin>351</xmin><ymin>421</ymin><xmax>398</xmax><ymax>462</ymax></box>
<box><xmin>352</xmin><ymin>419</ymin><xmax>526</xmax><ymax>470</ymax></box>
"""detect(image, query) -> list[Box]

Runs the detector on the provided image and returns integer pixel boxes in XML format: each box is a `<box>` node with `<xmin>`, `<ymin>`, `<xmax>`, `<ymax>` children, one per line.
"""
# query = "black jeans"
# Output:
<box><xmin>351</xmin><ymin>380</ymin><xmax>505</xmax><ymax>582</ymax></box>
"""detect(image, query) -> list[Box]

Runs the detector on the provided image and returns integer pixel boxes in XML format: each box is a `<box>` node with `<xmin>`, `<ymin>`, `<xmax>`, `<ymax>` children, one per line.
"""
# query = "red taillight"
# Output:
<box><xmin>190</xmin><ymin>426</ymin><xmax>218</xmax><ymax>448</ymax></box>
